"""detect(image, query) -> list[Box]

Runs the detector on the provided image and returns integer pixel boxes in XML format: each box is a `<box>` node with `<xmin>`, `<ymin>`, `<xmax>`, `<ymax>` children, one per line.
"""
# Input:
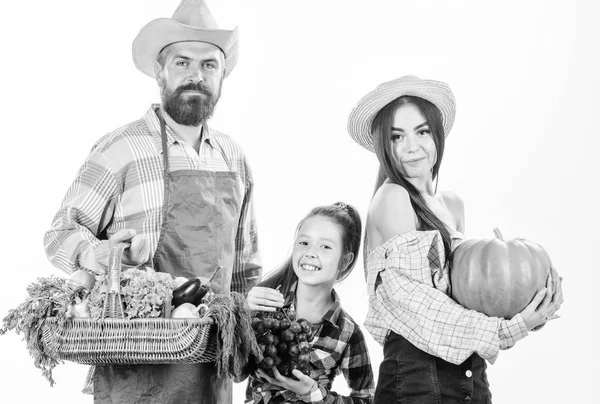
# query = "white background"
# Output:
<box><xmin>0</xmin><ymin>1</ymin><xmax>598</xmax><ymax>403</ymax></box>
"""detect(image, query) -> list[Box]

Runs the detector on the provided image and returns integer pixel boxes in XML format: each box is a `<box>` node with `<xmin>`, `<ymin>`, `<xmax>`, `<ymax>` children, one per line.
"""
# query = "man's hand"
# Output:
<box><xmin>109</xmin><ymin>229</ymin><xmax>151</xmax><ymax>266</ymax></box>
<box><xmin>255</xmin><ymin>368</ymin><xmax>317</xmax><ymax>396</ymax></box>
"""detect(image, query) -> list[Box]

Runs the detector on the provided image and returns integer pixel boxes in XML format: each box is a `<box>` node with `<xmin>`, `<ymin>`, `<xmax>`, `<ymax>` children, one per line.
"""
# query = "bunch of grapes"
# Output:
<box><xmin>251</xmin><ymin>306</ymin><xmax>314</xmax><ymax>378</ymax></box>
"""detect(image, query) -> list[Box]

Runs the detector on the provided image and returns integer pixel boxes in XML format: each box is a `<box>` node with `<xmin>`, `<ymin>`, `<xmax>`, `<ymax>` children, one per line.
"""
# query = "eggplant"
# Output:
<box><xmin>171</xmin><ymin>267</ymin><xmax>221</xmax><ymax>307</ymax></box>
<box><xmin>172</xmin><ymin>278</ymin><xmax>203</xmax><ymax>307</ymax></box>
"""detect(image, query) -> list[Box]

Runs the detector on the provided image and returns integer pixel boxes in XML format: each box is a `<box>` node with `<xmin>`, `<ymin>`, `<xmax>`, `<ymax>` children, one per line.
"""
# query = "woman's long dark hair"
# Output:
<box><xmin>259</xmin><ymin>202</ymin><xmax>362</xmax><ymax>297</ymax></box>
<box><xmin>372</xmin><ymin>95</ymin><xmax>452</xmax><ymax>257</ymax></box>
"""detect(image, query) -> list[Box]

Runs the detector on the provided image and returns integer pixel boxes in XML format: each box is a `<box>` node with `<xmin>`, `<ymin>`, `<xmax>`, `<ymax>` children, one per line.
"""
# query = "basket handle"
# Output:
<box><xmin>101</xmin><ymin>242</ymin><xmax>129</xmax><ymax>319</ymax></box>
<box><xmin>107</xmin><ymin>243</ymin><xmax>129</xmax><ymax>294</ymax></box>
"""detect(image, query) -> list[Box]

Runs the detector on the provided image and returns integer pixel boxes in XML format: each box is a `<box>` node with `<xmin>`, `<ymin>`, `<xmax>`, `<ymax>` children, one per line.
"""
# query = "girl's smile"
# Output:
<box><xmin>300</xmin><ymin>263</ymin><xmax>321</xmax><ymax>271</ymax></box>
<box><xmin>292</xmin><ymin>215</ymin><xmax>345</xmax><ymax>285</ymax></box>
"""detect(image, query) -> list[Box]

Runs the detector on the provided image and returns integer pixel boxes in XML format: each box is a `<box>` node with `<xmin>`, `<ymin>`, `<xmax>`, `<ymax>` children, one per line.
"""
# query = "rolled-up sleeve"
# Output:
<box><xmin>43</xmin><ymin>150</ymin><xmax>118</xmax><ymax>274</ymax></box>
<box><xmin>366</xmin><ymin>231</ymin><xmax>527</xmax><ymax>365</ymax></box>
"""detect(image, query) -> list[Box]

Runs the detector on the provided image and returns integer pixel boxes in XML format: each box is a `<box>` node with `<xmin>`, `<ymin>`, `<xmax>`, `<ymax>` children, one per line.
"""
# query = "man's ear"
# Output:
<box><xmin>154</xmin><ymin>61</ymin><xmax>164</xmax><ymax>86</ymax></box>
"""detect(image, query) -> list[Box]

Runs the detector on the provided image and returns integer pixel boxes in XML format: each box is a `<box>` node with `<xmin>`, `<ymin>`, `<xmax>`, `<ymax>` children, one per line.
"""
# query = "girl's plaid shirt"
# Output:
<box><xmin>246</xmin><ymin>288</ymin><xmax>375</xmax><ymax>403</ymax></box>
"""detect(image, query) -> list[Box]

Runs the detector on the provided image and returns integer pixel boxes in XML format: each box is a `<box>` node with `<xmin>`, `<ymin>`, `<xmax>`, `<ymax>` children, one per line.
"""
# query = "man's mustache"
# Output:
<box><xmin>175</xmin><ymin>82</ymin><xmax>213</xmax><ymax>96</ymax></box>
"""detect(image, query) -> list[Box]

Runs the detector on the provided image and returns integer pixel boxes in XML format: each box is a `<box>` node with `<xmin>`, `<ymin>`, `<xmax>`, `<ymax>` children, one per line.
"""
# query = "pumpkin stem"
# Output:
<box><xmin>492</xmin><ymin>228</ymin><xmax>504</xmax><ymax>240</ymax></box>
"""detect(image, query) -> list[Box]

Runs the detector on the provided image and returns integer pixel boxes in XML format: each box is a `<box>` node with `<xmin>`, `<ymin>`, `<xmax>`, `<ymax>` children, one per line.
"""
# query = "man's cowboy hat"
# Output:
<box><xmin>347</xmin><ymin>75</ymin><xmax>456</xmax><ymax>153</ymax></box>
<box><xmin>132</xmin><ymin>0</ymin><xmax>239</xmax><ymax>78</ymax></box>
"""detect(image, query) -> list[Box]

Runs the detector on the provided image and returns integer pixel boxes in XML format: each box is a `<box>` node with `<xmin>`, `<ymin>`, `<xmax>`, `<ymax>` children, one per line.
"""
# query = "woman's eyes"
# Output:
<box><xmin>392</xmin><ymin>130</ymin><xmax>430</xmax><ymax>140</ymax></box>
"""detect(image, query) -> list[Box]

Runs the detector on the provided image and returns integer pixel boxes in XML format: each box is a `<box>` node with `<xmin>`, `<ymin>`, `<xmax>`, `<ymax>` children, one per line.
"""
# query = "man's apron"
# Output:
<box><xmin>93</xmin><ymin>111</ymin><xmax>242</xmax><ymax>404</ymax></box>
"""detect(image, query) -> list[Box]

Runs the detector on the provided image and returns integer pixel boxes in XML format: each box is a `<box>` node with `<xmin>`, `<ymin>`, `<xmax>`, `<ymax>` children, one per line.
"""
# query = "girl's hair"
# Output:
<box><xmin>371</xmin><ymin>95</ymin><xmax>452</xmax><ymax>256</ymax></box>
<box><xmin>259</xmin><ymin>202</ymin><xmax>362</xmax><ymax>297</ymax></box>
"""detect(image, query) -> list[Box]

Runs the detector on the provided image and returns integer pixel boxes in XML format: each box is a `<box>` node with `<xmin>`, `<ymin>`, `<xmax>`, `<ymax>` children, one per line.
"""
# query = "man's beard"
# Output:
<box><xmin>161</xmin><ymin>80</ymin><xmax>221</xmax><ymax>127</ymax></box>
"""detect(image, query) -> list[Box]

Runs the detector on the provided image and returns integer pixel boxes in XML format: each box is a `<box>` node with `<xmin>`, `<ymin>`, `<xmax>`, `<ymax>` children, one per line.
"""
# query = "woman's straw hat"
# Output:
<box><xmin>132</xmin><ymin>0</ymin><xmax>239</xmax><ymax>78</ymax></box>
<box><xmin>347</xmin><ymin>75</ymin><xmax>456</xmax><ymax>152</ymax></box>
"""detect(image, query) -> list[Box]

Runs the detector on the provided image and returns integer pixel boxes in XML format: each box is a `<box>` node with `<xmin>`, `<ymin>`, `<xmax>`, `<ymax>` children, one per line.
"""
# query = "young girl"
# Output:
<box><xmin>244</xmin><ymin>202</ymin><xmax>375</xmax><ymax>404</ymax></box>
<box><xmin>347</xmin><ymin>75</ymin><xmax>564</xmax><ymax>403</ymax></box>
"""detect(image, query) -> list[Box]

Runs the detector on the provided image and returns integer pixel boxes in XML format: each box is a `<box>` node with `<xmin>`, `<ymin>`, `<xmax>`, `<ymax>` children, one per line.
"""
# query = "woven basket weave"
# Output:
<box><xmin>41</xmin><ymin>243</ymin><xmax>217</xmax><ymax>365</ymax></box>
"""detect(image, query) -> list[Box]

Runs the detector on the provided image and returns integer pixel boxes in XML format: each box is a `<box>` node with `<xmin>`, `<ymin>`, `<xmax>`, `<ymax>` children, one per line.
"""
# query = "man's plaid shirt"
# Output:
<box><xmin>43</xmin><ymin>105</ymin><xmax>261</xmax><ymax>295</ymax></box>
<box><xmin>246</xmin><ymin>288</ymin><xmax>374</xmax><ymax>403</ymax></box>
<box><xmin>364</xmin><ymin>230</ymin><xmax>528</xmax><ymax>365</ymax></box>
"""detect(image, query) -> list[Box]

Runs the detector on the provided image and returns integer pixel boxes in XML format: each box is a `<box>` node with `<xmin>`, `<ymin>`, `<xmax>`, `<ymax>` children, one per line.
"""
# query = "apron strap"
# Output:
<box><xmin>157</xmin><ymin>110</ymin><xmax>171</xmax><ymax>174</ymax></box>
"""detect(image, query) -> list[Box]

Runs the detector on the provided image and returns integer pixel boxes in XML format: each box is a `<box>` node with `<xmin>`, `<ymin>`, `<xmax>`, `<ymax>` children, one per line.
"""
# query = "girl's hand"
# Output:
<box><xmin>255</xmin><ymin>368</ymin><xmax>317</xmax><ymax>396</ymax></box>
<box><xmin>520</xmin><ymin>268</ymin><xmax>564</xmax><ymax>331</ymax></box>
<box><xmin>247</xmin><ymin>287</ymin><xmax>284</xmax><ymax>311</ymax></box>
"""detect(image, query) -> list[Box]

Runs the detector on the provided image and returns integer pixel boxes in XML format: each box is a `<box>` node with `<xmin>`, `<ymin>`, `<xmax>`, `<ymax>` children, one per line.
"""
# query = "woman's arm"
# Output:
<box><xmin>370</xmin><ymin>183</ymin><xmax>416</xmax><ymax>240</ymax></box>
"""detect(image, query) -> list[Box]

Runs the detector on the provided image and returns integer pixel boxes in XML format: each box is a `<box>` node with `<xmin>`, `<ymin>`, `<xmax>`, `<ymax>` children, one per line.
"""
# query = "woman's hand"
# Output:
<box><xmin>255</xmin><ymin>368</ymin><xmax>317</xmax><ymax>396</ymax></box>
<box><xmin>520</xmin><ymin>267</ymin><xmax>564</xmax><ymax>331</ymax></box>
<box><xmin>247</xmin><ymin>286</ymin><xmax>284</xmax><ymax>311</ymax></box>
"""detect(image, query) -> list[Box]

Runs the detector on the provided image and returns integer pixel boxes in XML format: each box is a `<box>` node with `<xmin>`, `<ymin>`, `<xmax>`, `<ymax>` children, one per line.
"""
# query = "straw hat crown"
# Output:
<box><xmin>132</xmin><ymin>0</ymin><xmax>239</xmax><ymax>78</ymax></box>
<box><xmin>347</xmin><ymin>75</ymin><xmax>456</xmax><ymax>153</ymax></box>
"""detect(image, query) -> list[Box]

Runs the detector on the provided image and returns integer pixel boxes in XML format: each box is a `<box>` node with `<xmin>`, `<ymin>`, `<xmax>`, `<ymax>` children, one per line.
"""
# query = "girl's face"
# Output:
<box><xmin>390</xmin><ymin>103</ymin><xmax>437</xmax><ymax>180</ymax></box>
<box><xmin>292</xmin><ymin>215</ymin><xmax>346</xmax><ymax>287</ymax></box>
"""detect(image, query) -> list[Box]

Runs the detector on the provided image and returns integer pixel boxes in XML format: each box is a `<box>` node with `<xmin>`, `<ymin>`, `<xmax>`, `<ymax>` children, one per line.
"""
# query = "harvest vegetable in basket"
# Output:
<box><xmin>0</xmin><ymin>267</ymin><xmax>179</xmax><ymax>385</ymax></box>
<box><xmin>87</xmin><ymin>267</ymin><xmax>176</xmax><ymax>319</ymax></box>
<box><xmin>1</xmin><ymin>266</ymin><xmax>262</xmax><ymax>386</ymax></box>
<box><xmin>66</xmin><ymin>270</ymin><xmax>96</xmax><ymax>291</ymax></box>
<box><xmin>450</xmin><ymin>228</ymin><xmax>555</xmax><ymax>319</ymax></box>
<box><xmin>0</xmin><ymin>276</ymin><xmax>77</xmax><ymax>384</ymax></box>
<box><xmin>171</xmin><ymin>266</ymin><xmax>220</xmax><ymax>310</ymax></box>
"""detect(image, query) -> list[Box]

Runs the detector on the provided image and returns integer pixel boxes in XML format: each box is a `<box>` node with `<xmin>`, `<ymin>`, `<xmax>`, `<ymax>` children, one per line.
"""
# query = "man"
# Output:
<box><xmin>44</xmin><ymin>0</ymin><xmax>261</xmax><ymax>402</ymax></box>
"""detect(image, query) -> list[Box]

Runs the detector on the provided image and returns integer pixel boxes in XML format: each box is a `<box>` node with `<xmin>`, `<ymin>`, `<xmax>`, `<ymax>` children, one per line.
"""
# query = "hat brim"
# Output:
<box><xmin>132</xmin><ymin>18</ymin><xmax>239</xmax><ymax>78</ymax></box>
<box><xmin>347</xmin><ymin>76</ymin><xmax>456</xmax><ymax>153</ymax></box>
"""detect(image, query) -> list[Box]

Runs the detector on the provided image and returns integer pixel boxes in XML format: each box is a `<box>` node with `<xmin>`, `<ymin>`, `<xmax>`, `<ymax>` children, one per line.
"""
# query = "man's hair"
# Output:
<box><xmin>156</xmin><ymin>47</ymin><xmax>168</xmax><ymax>69</ymax></box>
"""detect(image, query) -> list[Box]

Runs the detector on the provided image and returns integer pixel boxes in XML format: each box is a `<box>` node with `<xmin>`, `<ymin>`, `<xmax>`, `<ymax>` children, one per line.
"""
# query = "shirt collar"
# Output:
<box><xmin>143</xmin><ymin>104</ymin><xmax>213</xmax><ymax>154</ymax></box>
<box><xmin>286</xmin><ymin>282</ymin><xmax>342</xmax><ymax>329</ymax></box>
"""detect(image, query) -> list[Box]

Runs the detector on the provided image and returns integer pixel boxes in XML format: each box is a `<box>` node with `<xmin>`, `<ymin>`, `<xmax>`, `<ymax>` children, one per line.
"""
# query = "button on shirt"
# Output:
<box><xmin>364</xmin><ymin>230</ymin><xmax>529</xmax><ymax>365</ymax></box>
<box><xmin>44</xmin><ymin>105</ymin><xmax>261</xmax><ymax>295</ymax></box>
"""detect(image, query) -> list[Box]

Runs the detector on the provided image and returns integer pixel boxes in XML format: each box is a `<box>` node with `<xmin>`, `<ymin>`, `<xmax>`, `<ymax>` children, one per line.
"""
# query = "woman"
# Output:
<box><xmin>347</xmin><ymin>75</ymin><xmax>563</xmax><ymax>403</ymax></box>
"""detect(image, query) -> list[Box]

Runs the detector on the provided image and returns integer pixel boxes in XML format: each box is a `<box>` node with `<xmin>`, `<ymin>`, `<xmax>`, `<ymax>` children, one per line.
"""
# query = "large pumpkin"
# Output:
<box><xmin>450</xmin><ymin>228</ymin><xmax>552</xmax><ymax>319</ymax></box>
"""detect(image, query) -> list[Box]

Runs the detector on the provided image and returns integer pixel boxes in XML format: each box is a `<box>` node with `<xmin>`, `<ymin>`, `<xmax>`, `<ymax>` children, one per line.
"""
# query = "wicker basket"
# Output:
<box><xmin>40</xmin><ymin>243</ymin><xmax>217</xmax><ymax>365</ymax></box>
